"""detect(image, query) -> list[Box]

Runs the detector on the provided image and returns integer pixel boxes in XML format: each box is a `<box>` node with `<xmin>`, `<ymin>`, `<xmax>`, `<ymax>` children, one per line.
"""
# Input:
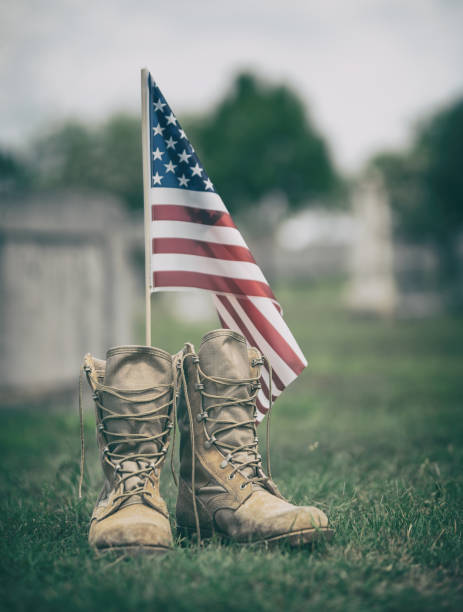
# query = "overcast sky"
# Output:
<box><xmin>1</xmin><ymin>0</ymin><xmax>462</xmax><ymax>172</ymax></box>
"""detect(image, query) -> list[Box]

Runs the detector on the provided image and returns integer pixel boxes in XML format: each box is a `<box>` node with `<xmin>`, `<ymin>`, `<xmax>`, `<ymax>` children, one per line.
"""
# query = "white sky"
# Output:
<box><xmin>1</xmin><ymin>0</ymin><xmax>462</xmax><ymax>172</ymax></box>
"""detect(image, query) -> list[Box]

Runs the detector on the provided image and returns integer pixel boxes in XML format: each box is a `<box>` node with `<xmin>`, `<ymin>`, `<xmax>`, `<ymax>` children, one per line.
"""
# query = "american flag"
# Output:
<box><xmin>144</xmin><ymin>71</ymin><xmax>307</xmax><ymax>420</ymax></box>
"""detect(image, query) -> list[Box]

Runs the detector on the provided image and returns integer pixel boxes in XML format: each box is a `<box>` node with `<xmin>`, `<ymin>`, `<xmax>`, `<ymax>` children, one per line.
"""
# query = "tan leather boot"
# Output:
<box><xmin>175</xmin><ymin>329</ymin><xmax>333</xmax><ymax>547</ymax></box>
<box><xmin>83</xmin><ymin>346</ymin><xmax>175</xmax><ymax>554</ymax></box>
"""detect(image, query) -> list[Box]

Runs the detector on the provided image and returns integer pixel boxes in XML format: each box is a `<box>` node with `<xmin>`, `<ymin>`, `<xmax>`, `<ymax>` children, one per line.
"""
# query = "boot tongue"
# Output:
<box><xmin>102</xmin><ymin>347</ymin><xmax>172</xmax><ymax>503</ymax></box>
<box><xmin>199</xmin><ymin>330</ymin><xmax>258</xmax><ymax>480</ymax></box>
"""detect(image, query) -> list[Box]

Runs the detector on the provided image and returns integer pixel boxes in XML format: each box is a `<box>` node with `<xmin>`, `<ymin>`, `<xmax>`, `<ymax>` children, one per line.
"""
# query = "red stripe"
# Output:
<box><xmin>256</xmin><ymin>398</ymin><xmax>268</xmax><ymax>416</ymax></box>
<box><xmin>218</xmin><ymin>305</ymin><xmax>278</xmax><ymax>418</ymax></box>
<box><xmin>153</xmin><ymin>270</ymin><xmax>276</xmax><ymax>301</ymax></box>
<box><xmin>152</xmin><ymin>204</ymin><xmax>235</xmax><ymax>227</ymax></box>
<box><xmin>215</xmin><ymin>295</ymin><xmax>285</xmax><ymax>391</ymax></box>
<box><xmin>152</xmin><ymin>237</ymin><xmax>255</xmax><ymax>263</ymax></box>
<box><xmin>236</xmin><ymin>297</ymin><xmax>306</xmax><ymax>376</ymax></box>
<box><xmin>260</xmin><ymin>376</ymin><xmax>279</xmax><ymax>403</ymax></box>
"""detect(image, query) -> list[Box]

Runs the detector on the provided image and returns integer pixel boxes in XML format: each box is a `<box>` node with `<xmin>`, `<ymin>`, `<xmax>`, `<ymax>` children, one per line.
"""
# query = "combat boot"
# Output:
<box><xmin>175</xmin><ymin>329</ymin><xmax>333</xmax><ymax>546</ymax></box>
<box><xmin>82</xmin><ymin>345</ymin><xmax>175</xmax><ymax>554</ymax></box>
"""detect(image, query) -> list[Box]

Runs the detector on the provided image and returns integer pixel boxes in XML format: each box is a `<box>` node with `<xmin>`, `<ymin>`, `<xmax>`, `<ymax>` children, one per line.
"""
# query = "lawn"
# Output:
<box><xmin>1</xmin><ymin>281</ymin><xmax>462</xmax><ymax>611</ymax></box>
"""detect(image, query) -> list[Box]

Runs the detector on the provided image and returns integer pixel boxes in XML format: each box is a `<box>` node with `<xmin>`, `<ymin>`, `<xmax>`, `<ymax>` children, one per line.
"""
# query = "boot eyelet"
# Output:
<box><xmin>228</xmin><ymin>473</ymin><xmax>235</xmax><ymax>480</ymax></box>
<box><xmin>196</xmin><ymin>412</ymin><xmax>207</xmax><ymax>422</ymax></box>
<box><xmin>195</xmin><ymin>383</ymin><xmax>204</xmax><ymax>391</ymax></box>
<box><xmin>240</xmin><ymin>482</ymin><xmax>248</xmax><ymax>490</ymax></box>
<box><xmin>220</xmin><ymin>460</ymin><xmax>228</xmax><ymax>469</ymax></box>
<box><xmin>97</xmin><ymin>424</ymin><xmax>104</xmax><ymax>431</ymax></box>
<box><xmin>204</xmin><ymin>436</ymin><xmax>216</xmax><ymax>449</ymax></box>
<box><xmin>192</xmin><ymin>356</ymin><xmax>200</xmax><ymax>364</ymax></box>
<box><xmin>92</xmin><ymin>392</ymin><xmax>99</xmax><ymax>400</ymax></box>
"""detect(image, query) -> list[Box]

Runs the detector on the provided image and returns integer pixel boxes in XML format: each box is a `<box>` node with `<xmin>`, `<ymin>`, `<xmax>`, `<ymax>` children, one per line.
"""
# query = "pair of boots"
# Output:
<box><xmin>82</xmin><ymin>329</ymin><xmax>332</xmax><ymax>553</ymax></box>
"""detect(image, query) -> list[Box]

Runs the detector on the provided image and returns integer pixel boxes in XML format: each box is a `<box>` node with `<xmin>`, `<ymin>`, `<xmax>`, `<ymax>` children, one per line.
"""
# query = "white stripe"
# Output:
<box><xmin>150</xmin><ymin>187</ymin><xmax>228</xmax><ymax>212</ymax></box>
<box><xmin>249</xmin><ymin>296</ymin><xmax>307</xmax><ymax>366</ymax></box>
<box><xmin>214</xmin><ymin>295</ymin><xmax>298</xmax><ymax>385</ymax></box>
<box><xmin>259</xmin><ymin>366</ymin><xmax>282</xmax><ymax>399</ymax></box>
<box><xmin>152</xmin><ymin>285</ymin><xmax>213</xmax><ymax>295</ymax></box>
<box><xmin>151</xmin><ymin>220</ymin><xmax>248</xmax><ymax>248</ymax></box>
<box><xmin>151</xmin><ymin>253</ymin><xmax>269</xmax><ymax>283</ymax></box>
<box><xmin>256</xmin><ymin>386</ymin><xmax>281</xmax><ymax>412</ymax></box>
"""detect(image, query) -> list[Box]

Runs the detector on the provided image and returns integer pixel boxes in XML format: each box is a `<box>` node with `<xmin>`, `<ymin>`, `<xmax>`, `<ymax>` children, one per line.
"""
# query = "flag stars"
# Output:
<box><xmin>178</xmin><ymin>129</ymin><xmax>187</xmax><ymax>139</ymax></box>
<box><xmin>153</xmin><ymin>99</ymin><xmax>167</xmax><ymax>112</ymax></box>
<box><xmin>166</xmin><ymin>112</ymin><xmax>177</xmax><ymax>125</ymax></box>
<box><xmin>190</xmin><ymin>162</ymin><xmax>203</xmax><ymax>177</ymax></box>
<box><xmin>178</xmin><ymin>149</ymin><xmax>192</xmax><ymax>163</ymax></box>
<box><xmin>152</xmin><ymin>147</ymin><xmax>164</xmax><ymax>161</ymax></box>
<box><xmin>153</xmin><ymin>124</ymin><xmax>165</xmax><ymax>136</ymax></box>
<box><xmin>152</xmin><ymin>172</ymin><xmax>163</xmax><ymax>186</ymax></box>
<box><xmin>203</xmin><ymin>177</ymin><xmax>214</xmax><ymax>190</ymax></box>
<box><xmin>165</xmin><ymin>136</ymin><xmax>177</xmax><ymax>149</ymax></box>
<box><xmin>178</xmin><ymin>174</ymin><xmax>190</xmax><ymax>187</ymax></box>
<box><xmin>164</xmin><ymin>160</ymin><xmax>177</xmax><ymax>174</ymax></box>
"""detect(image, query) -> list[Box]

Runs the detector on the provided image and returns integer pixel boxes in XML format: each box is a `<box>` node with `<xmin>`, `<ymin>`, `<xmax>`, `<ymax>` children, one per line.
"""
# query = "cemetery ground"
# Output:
<box><xmin>1</xmin><ymin>280</ymin><xmax>462</xmax><ymax>612</ymax></box>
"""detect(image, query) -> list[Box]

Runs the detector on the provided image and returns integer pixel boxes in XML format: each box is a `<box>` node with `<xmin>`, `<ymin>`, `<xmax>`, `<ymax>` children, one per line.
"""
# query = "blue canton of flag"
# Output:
<box><xmin>148</xmin><ymin>74</ymin><xmax>215</xmax><ymax>193</ymax></box>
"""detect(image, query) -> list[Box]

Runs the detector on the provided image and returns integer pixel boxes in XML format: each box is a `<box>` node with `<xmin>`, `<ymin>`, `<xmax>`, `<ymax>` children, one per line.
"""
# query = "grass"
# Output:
<box><xmin>1</xmin><ymin>280</ymin><xmax>462</xmax><ymax>611</ymax></box>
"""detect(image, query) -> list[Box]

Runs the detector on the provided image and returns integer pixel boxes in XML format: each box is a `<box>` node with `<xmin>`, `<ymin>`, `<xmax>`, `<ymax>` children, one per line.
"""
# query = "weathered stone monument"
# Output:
<box><xmin>0</xmin><ymin>191</ymin><xmax>142</xmax><ymax>404</ymax></box>
<box><xmin>346</xmin><ymin>169</ymin><xmax>398</xmax><ymax>316</ymax></box>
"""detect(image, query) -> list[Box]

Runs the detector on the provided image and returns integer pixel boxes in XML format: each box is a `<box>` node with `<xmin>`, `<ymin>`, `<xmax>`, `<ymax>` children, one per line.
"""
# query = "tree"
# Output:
<box><xmin>185</xmin><ymin>72</ymin><xmax>339</xmax><ymax>211</ymax></box>
<box><xmin>374</xmin><ymin>97</ymin><xmax>463</xmax><ymax>298</ymax></box>
<box><xmin>30</xmin><ymin>73</ymin><xmax>339</xmax><ymax>215</ymax></box>
<box><xmin>0</xmin><ymin>149</ymin><xmax>32</xmax><ymax>193</ymax></box>
<box><xmin>33</xmin><ymin>114</ymin><xmax>143</xmax><ymax>211</ymax></box>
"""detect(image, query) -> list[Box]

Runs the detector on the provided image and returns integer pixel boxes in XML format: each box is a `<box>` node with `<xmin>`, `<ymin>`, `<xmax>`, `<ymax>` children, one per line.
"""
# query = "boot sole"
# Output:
<box><xmin>177</xmin><ymin>525</ymin><xmax>334</xmax><ymax>547</ymax></box>
<box><xmin>93</xmin><ymin>544</ymin><xmax>172</xmax><ymax>556</ymax></box>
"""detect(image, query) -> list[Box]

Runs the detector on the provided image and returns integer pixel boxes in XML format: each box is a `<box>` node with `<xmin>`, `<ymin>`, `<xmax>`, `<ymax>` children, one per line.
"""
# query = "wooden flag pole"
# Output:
<box><xmin>141</xmin><ymin>67</ymin><xmax>152</xmax><ymax>346</ymax></box>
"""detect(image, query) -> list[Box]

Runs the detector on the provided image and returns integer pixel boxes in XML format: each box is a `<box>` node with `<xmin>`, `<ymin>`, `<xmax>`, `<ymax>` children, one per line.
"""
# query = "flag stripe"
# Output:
<box><xmin>237</xmin><ymin>298</ymin><xmax>307</xmax><ymax>374</ymax></box>
<box><xmin>217</xmin><ymin>303</ymin><xmax>282</xmax><ymax>420</ymax></box>
<box><xmin>150</xmin><ymin>187</ymin><xmax>228</xmax><ymax>212</ymax></box>
<box><xmin>152</xmin><ymin>204</ymin><xmax>235</xmax><ymax>228</ymax></box>
<box><xmin>152</xmin><ymin>253</ymin><xmax>268</xmax><ymax>284</ymax></box>
<box><xmin>151</xmin><ymin>220</ymin><xmax>248</xmax><ymax>247</ymax></box>
<box><xmin>214</xmin><ymin>295</ymin><xmax>287</xmax><ymax>390</ymax></box>
<box><xmin>154</xmin><ymin>270</ymin><xmax>277</xmax><ymax>300</ymax></box>
<box><xmin>215</xmin><ymin>294</ymin><xmax>303</xmax><ymax>382</ymax></box>
<box><xmin>153</xmin><ymin>238</ymin><xmax>256</xmax><ymax>263</ymax></box>
<box><xmin>249</xmin><ymin>297</ymin><xmax>307</xmax><ymax>364</ymax></box>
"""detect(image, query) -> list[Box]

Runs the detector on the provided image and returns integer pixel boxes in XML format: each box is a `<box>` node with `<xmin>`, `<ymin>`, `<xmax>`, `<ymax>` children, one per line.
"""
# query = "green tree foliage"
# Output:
<box><xmin>186</xmin><ymin>73</ymin><xmax>339</xmax><ymax>210</ymax></box>
<box><xmin>374</xmin><ymin>97</ymin><xmax>463</xmax><ymax>289</ymax></box>
<box><xmin>34</xmin><ymin>114</ymin><xmax>143</xmax><ymax>211</ymax></box>
<box><xmin>0</xmin><ymin>149</ymin><xmax>31</xmax><ymax>192</ymax></box>
<box><xmin>30</xmin><ymin>73</ymin><xmax>338</xmax><ymax>213</ymax></box>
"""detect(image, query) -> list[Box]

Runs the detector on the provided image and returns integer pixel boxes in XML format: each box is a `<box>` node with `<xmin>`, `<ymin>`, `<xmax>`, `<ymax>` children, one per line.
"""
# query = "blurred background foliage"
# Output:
<box><xmin>1</xmin><ymin>72</ymin><xmax>340</xmax><ymax>213</ymax></box>
<box><xmin>184</xmin><ymin>73</ymin><xmax>341</xmax><ymax>210</ymax></box>
<box><xmin>373</xmin><ymin>98</ymin><xmax>463</xmax><ymax>292</ymax></box>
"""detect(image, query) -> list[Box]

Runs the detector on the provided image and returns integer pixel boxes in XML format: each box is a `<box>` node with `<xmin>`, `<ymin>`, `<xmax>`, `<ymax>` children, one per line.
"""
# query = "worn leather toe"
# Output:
<box><xmin>89</xmin><ymin>503</ymin><xmax>173</xmax><ymax>550</ymax></box>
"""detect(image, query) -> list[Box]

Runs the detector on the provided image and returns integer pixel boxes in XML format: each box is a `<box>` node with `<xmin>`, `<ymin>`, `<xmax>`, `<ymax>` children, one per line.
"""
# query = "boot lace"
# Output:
<box><xmin>177</xmin><ymin>351</ymin><xmax>273</xmax><ymax>545</ymax></box>
<box><xmin>78</xmin><ymin>359</ymin><xmax>176</xmax><ymax>504</ymax></box>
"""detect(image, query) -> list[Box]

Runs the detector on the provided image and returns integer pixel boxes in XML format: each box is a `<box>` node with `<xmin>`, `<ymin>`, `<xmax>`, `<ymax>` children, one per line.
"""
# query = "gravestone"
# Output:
<box><xmin>0</xmin><ymin>191</ymin><xmax>141</xmax><ymax>404</ymax></box>
<box><xmin>346</xmin><ymin>170</ymin><xmax>398</xmax><ymax>316</ymax></box>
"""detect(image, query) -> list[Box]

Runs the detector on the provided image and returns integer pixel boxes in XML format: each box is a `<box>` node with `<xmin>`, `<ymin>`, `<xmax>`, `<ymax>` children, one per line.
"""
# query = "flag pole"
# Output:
<box><xmin>141</xmin><ymin>68</ymin><xmax>152</xmax><ymax>346</ymax></box>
